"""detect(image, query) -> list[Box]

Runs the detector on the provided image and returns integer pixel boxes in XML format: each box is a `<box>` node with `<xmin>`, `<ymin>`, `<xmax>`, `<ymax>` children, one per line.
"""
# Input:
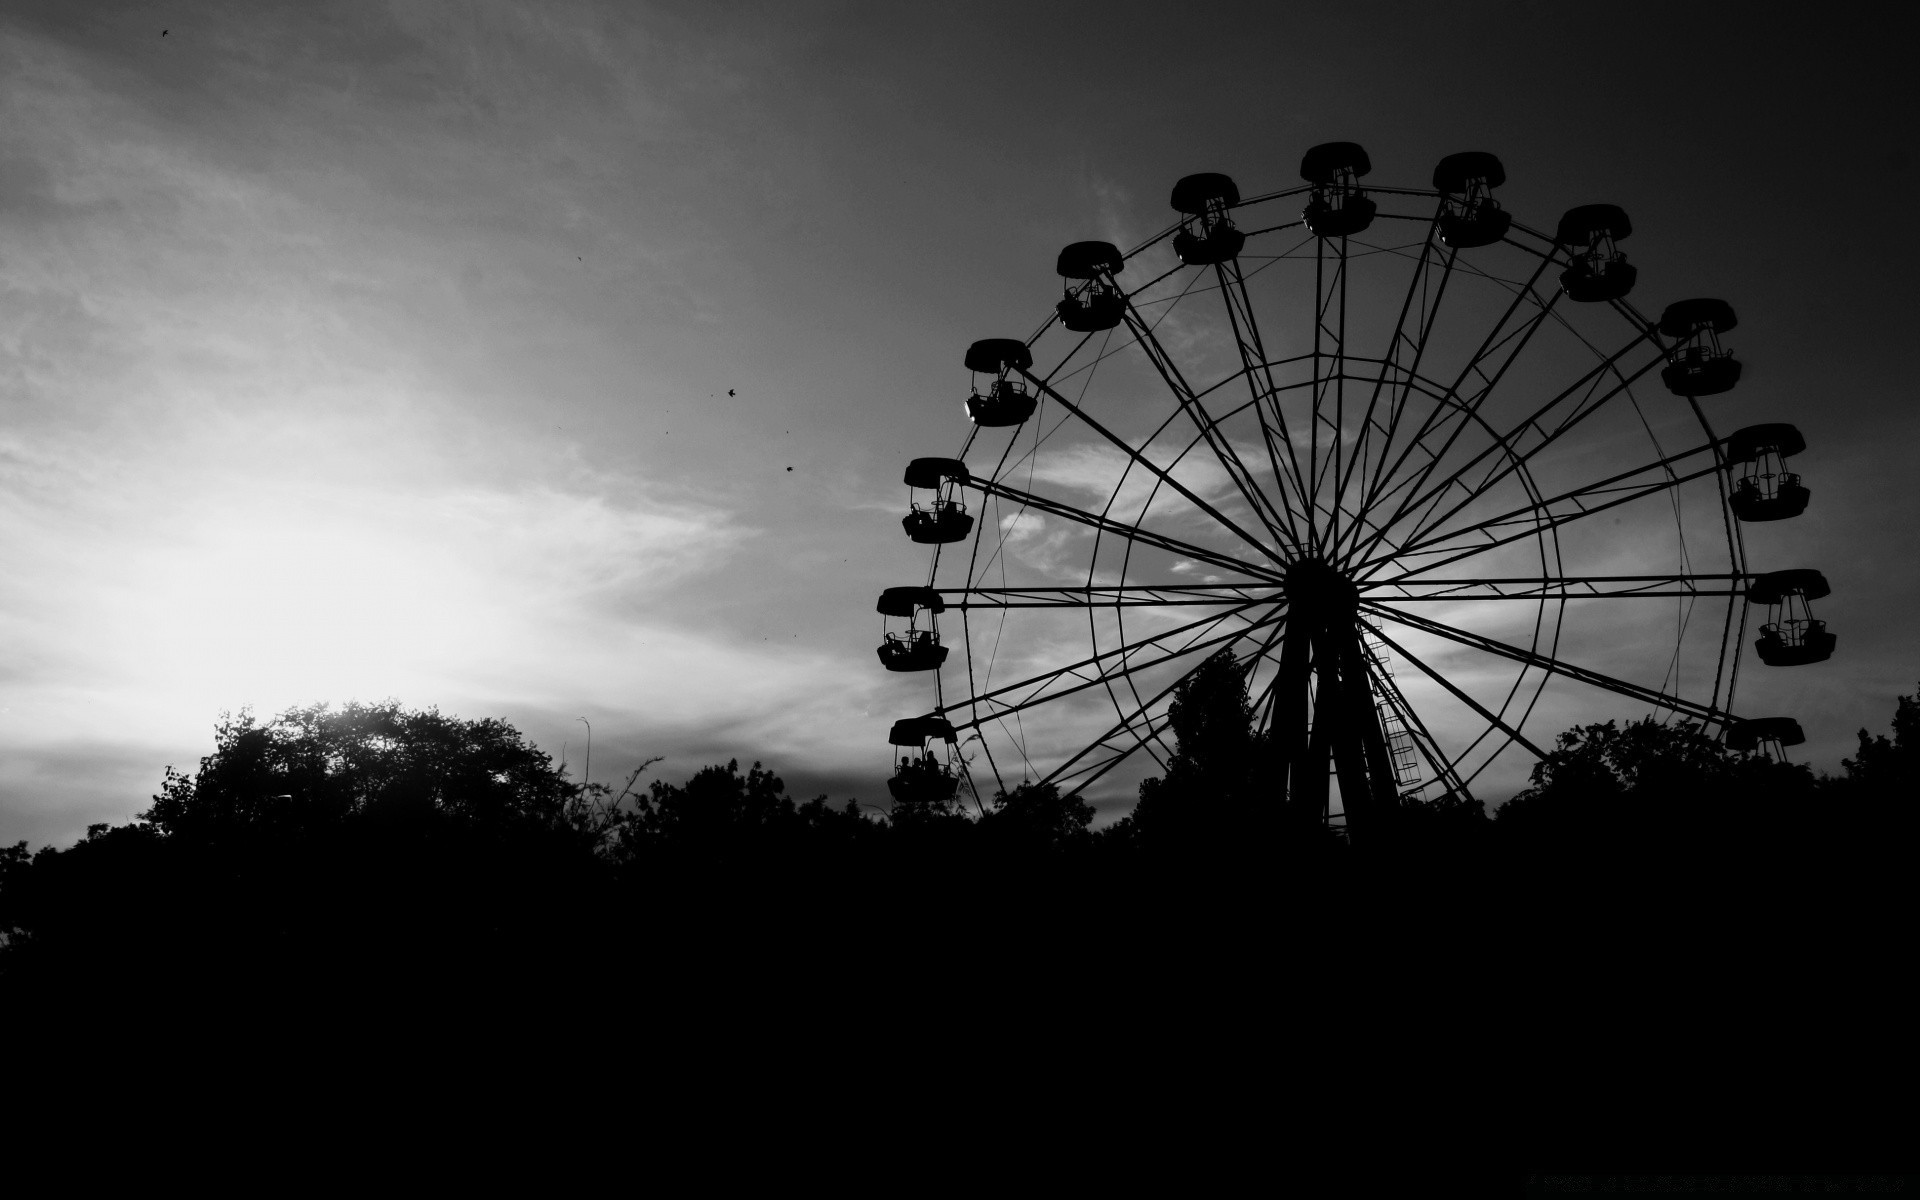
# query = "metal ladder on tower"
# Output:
<box><xmin>1360</xmin><ymin>617</ymin><xmax>1422</xmax><ymax>794</ymax></box>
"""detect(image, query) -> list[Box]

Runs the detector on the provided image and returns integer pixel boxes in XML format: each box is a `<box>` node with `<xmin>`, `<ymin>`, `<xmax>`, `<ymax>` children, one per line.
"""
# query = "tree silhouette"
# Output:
<box><xmin>1842</xmin><ymin>683</ymin><xmax>1920</xmax><ymax>793</ymax></box>
<box><xmin>608</xmin><ymin>757</ymin><xmax>873</xmax><ymax>868</ymax></box>
<box><xmin>984</xmin><ymin>781</ymin><xmax>1094</xmax><ymax>851</ymax></box>
<box><xmin>1120</xmin><ymin>650</ymin><xmax>1264</xmax><ymax>847</ymax></box>
<box><xmin>1492</xmin><ymin>716</ymin><xmax>1825</xmax><ymax>890</ymax></box>
<box><xmin>6</xmin><ymin>684</ymin><xmax>1919</xmax><ymax>999</ymax></box>
<box><xmin>1112</xmin><ymin>650</ymin><xmax>1349</xmax><ymax>863</ymax></box>
<box><xmin>1829</xmin><ymin>681</ymin><xmax>1920</xmax><ymax>865</ymax></box>
<box><xmin>1391</xmin><ymin>788</ymin><xmax>1491</xmax><ymax>858</ymax></box>
<box><xmin>1</xmin><ymin>701</ymin><xmax>627</xmax><ymax>996</ymax></box>
<box><xmin>142</xmin><ymin>700</ymin><xmax>584</xmax><ymax>843</ymax></box>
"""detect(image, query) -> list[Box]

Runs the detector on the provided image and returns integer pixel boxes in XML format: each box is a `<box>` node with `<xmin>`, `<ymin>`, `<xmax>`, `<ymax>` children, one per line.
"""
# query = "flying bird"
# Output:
<box><xmin>728</xmin><ymin>389</ymin><xmax>735</xmax><ymax>397</ymax></box>
<box><xmin>160</xmin><ymin>29</ymin><xmax>168</xmax><ymax>36</ymax></box>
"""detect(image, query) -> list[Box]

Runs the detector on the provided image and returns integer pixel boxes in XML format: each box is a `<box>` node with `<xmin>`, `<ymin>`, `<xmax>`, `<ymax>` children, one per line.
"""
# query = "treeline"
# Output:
<box><xmin>3</xmin><ymin>660</ymin><xmax>1915</xmax><ymax>998</ymax></box>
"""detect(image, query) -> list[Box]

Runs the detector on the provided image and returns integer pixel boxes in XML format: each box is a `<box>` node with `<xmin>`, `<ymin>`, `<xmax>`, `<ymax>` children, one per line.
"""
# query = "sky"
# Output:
<box><xmin>2</xmin><ymin>1</ymin><xmax>1916</xmax><ymax>847</ymax></box>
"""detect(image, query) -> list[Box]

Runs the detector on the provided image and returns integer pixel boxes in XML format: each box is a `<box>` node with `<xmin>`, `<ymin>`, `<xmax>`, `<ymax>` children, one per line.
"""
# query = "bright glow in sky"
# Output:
<box><xmin>4</xmin><ymin>2</ymin><xmax>1917</xmax><ymax>846</ymax></box>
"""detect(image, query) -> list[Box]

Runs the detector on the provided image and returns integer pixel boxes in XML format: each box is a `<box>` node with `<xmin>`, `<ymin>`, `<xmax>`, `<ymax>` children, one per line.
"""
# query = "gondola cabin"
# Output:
<box><xmin>963</xmin><ymin>338</ymin><xmax>1037</xmax><ymax>427</ymax></box>
<box><xmin>1659</xmin><ymin>298</ymin><xmax>1743</xmax><ymax>397</ymax></box>
<box><xmin>1170</xmin><ymin>173</ymin><xmax>1247</xmax><ymax>265</ymax></box>
<box><xmin>1301</xmin><ymin>142</ymin><xmax>1377</xmax><ymax>238</ymax></box>
<box><xmin>1747</xmin><ymin>569</ymin><xmax>1836</xmax><ymax>666</ymax></box>
<box><xmin>876</xmin><ymin>586</ymin><xmax>949</xmax><ymax>672</ymax></box>
<box><xmin>1556</xmin><ymin>204</ymin><xmax>1637</xmax><ymax>301</ymax></box>
<box><xmin>1724</xmin><ymin>423</ymin><xmax>1809</xmax><ymax>522</ymax></box>
<box><xmin>1432</xmin><ymin>151</ymin><xmax>1511</xmax><ymax>249</ymax></box>
<box><xmin>886</xmin><ymin>715</ymin><xmax>960</xmax><ymax>806</ymax></box>
<box><xmin>901</xmin><ymin>457</ymin><xmax>974</xmax><ymax>544</ymax></box>
<box><xmin>1056</xmin><ymin>240</ymin><xmax>1126</xmax><ymax>333</ymax></box>
<box><xmin>1726</xmin><ymin>716</ymin><xmax>1806</xmax><ymax>759</ymax></box>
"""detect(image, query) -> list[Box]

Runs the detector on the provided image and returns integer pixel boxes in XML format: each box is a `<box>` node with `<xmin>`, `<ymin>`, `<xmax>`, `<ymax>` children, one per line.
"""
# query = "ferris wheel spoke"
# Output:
<box><xmin>1331</xmin><ymin>217</ymin><xmax>1452</xmax><ymax>541</ymax></box>
<box><xmin>946</xmin><ymin>602</ymin><xmax>1282</xmax><ymax>726</ymax></box>
<box><xmin>1304</xmin><ymin>235</ymin><xmax>1357</xmax><ymax>552</ymax></box>
<box><xmin>1360</xmin><ymin>620</ymin><xmax>1549</xmax><ymax>760</ymax></box>
<box><xmin>969</xmin><ymin>475</ymin><xmax>1283</xmax><ymax>582</ymax></box>
<box><xmin>1039</xmin><ymin>708</ymin><xmax>1174</xmax><ymax>794</ymax></box>
<box><xmin>1340</xmin><ymin>304</ymin><xmax>1563</xmax><ymax>568</ymax></box>
<box><xmin>1331</xmin><ymin>392</ymin><xmax>1536</xmax><ymax>575</ymax></box>
<box><xmin>1034</xmin><ymin>616</ymin><xmax>1278</xmax><ymax>793</ymax></box>
<box><xmin>1014</xmin><ymin>367</ymin><xmax>1290</xmax><ymax>571</ymax></box>
<box><xmin>1213</xmin><ymin>289</ymin><xmax>1320</xmax><ymax>541</ymax></box>
<box><xmin>1338</xmin><ymin>253</ymin><xmax>1560</xmax><ymax>565</ymax></box>
<box><xmin>1358</xmin><ymin>444</ymin><xmax>1725</xmax><ymax>577</ymax></box>
<box><xmin>1118</xmin><ymin>295</ymin><xmax>1302</xmax><ymax>548</ymax></box>
<box><xmin>1361</xmin><ymin>573</ymin><xmax>1749</xmax><ymax>601</ymax></box>
<box><xmin>944</xmin><ymin>584</ymin><xmax>1283</xmax><ymax>609</ymax></box>
<box><xmin>1209</xmin><ymin>261</ymin><xmax>1317</xmax><ymax>541</ymax></box>
<box><xmin>1357</xmin><ymin>332</ymin><xmax>1665</xmax><ymax>566</ymax></box>
<box><xmin>1239</xmin><ymin>615</ymin><xmax>1293</xmax><ymax>729</ymax></box>
<box><xmin>1359</xmin><ymin>483</ymin><xmax>1705</xmax><ymax>584</ymax></box>
<box><xmin>1361</xmin><ymin>601</ymin><xmax>1734</xmax><ymax>726</ymax></box>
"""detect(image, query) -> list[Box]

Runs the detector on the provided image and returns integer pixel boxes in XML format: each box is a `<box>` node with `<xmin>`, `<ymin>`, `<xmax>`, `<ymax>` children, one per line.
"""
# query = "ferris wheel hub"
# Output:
<box><xmin>1283</xmin><ymin>556</ymin><xmax>1359</xmax><ymax>619</ymax></box>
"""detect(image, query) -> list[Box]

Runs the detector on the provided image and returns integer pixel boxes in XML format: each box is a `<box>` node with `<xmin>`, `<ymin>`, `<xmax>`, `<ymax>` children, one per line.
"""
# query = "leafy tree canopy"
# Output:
<box><xmin>984</xmin><ymin>781</ymin><xmax>1094</xmax><ymax>850</ymax></box>
<box><xmin>141</xmin><ymin>700</ymin><xmax>582</xmax><ymax>842</ymax></box>
<box><xmin>1492</xmin><ymin>716</ymin><xmax>1820</xmax><ymax>858</ymax></box>
<box><xmin>1843</xmin><ymin>682</ymin><xmax>1920</xmax><ymax>794</ymax></box>
<box><xmin>1119</xmin><ymin>650</ymin><xmax>1288</xmax><ymax>853</ymax></box>
<box><xmin>610</xmin><ymin>758</ymin><xmax>872</xmax><ymax>863</ymax></box>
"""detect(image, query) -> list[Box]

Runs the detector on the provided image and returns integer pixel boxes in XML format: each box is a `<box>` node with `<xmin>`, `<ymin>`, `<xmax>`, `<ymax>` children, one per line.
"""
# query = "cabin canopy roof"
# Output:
<box><xmin>1725</xmin><ymin>423</ymin><xmax>1805</xmax><ymax>463</ymax></box>
<box><xmin>1169</xmin><ymin>172</ymin><xmax>1240</xmax><ymax>214</ymax></box>
<box><xmin>964</xmin><ymin>338</ymin><xmax>1033</xmax><ymax>374</ymax></box>
<box><xmin>1432</xmin><ymin>151</ymin><xmax>1505</xmax><ymax>192</ymax></box>
<box><xmin>1659</xmin><ymin>298</ymin><xmax>1738</xmax><ymax>337</ymax></box>
<box><xmin>1300</xmin><ymin>141</ymin><xmax>1372</xmax><ymax>184</ymax></box>
<box><xmin>889</xmin><ymin>716</ymin><xmax>958</xmax><ymax>746</ymax></box>
<box><xmin>1556</xmin><ymin>203</ymin><xmax>1633</xmax><ymax>244</ymax></box>
<box><xmin>1731</xmin><ymin>716</ymin><xmax>1807</xmax><ymax>749</ymax></box>
<box><xmin>877</xmin><ymin>586</ymin><xmax>946</xmax><ymax>617</ymax></box>
<box><xmin>1056</xmin><ymin>240</ymin><xmax>1124</xmax><ymax>280</ymax></box>
<box><xmin>904</xmin><ymin>457</ymin><xmax>967</xmax><ymax>488</ymax></box>
<box><xmin>1747</xmin><ymin>569</ymin><xmax>1830</xmax><ymax>605</ymax></box>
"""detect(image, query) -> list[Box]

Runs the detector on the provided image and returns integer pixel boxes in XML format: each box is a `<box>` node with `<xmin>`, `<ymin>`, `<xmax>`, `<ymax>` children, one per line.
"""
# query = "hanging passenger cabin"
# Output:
<box><xmin>886</xmin><ymin>715</ymin><xmax>960</xmax><ymax>806</ymax></box>
<box><xmin>1659</xmin><ymin>298</ymin><xmax>1743</xmax><ymax>396</ymax></box>
<box><xmin>875</xmin><ymin>586</ymin><xmax>949</xmax><ymax>672</ymax></box>
<box><xmin>1724</xmin><ymin>423</ymin><xmax>1810</xmax><ymax>522</ymax></box>
<box><xmin>1055</xmin><ymin>240</ymin><xmax>1126</xmax><ymax>333</ymax></box>
<box><xmin>1556</xmin><ymin>204</ymin><xmax>1637</xmax><ymax>301</ymax></box>
<box><xmin>963</xmin><ymin>338</ymin><xmax>1037</xmax><ymax>427</ymax></box>
<box><xmin>1432</xmin><ymin>151</ymin><xmax>1512</xmax><ymax>249</ymax></box>
<box><xmin>1747</xmin><ymin>569</ymin><xmax>1836</xmax><ymax>666</ymax></box>
<box><xmin>1726</xmin><ymin>716</ymin><xmax>1806</xmax><ymax>759</ymax></box>
<box><xmin>901</xmin><ymin>457</ymin><xmax>974</xmax><ymax>544</ymax></box>
<box><xmin>1170</xmin><ymin>173</ymin><xmax>1247</xmax><ymax>265</ymax></box>
<box><xmin>1300</xmin><ymin>142</ymin><xmax>1377</xmax><ymax>238</ymax></box>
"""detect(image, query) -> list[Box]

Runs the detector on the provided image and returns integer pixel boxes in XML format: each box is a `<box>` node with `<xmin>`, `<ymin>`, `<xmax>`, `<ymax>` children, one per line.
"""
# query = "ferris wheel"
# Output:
<box><xmin>876</xmin><ymin>144</ymin><xmax>1831</xmax><ymax>837</ymax></box>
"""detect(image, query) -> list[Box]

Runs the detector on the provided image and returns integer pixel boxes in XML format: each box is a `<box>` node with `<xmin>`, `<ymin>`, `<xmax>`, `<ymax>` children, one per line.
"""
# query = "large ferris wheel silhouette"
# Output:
<box><xmin>876</xmin><ymin>144</ymin><xmax>1831</xmax><ymax>841</ymax></box>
